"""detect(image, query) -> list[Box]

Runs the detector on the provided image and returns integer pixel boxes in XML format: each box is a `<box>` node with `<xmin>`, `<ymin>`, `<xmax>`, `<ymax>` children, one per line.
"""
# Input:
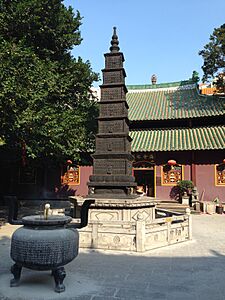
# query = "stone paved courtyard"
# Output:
<box><xmin>1</xmin><ymin>214</ymin><xmax>225</xmax><ymax>300</ymax></box>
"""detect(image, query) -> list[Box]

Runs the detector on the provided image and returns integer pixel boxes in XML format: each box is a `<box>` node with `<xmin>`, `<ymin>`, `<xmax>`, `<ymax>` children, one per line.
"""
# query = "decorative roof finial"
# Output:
<box><xmin>110</xmin><ymin>26</ymin><xmax>120</xmax><ymax>53</ymax></box>
<box><xmin>151</xmin><ymin>74</ymin><xmax>157</xmax><ymax>85</ymax></box>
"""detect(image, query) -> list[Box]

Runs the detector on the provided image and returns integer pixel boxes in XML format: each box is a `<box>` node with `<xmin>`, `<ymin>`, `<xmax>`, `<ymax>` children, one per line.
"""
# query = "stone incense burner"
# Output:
<box><xmin>8</xmin><ymin>198</ymin><xmax>94</xmax><ymax>293</ymax></box>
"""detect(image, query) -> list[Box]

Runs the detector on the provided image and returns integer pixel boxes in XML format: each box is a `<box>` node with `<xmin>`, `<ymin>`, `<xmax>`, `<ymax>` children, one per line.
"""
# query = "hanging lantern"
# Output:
<box><xmin>223</xmin><ymin>159</ymin><xmax>225</xmax><ymax>164</ymax></box>
<box><xmin>168</xmin><ymin>159</ymin><xmax>177</xmax><ymax>166</ymax></box>
<box><xmin>66</xmin><ymin>160</ymin><xmax>73</xmax><ymax>172</ymax></box>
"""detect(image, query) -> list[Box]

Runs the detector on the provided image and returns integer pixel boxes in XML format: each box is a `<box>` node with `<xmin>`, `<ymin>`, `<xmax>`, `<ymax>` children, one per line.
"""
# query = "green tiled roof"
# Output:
<box><xmin>127</xmin><ymin>83</ymin><xmax>225</xmax><ymax>121</ymax></box>
<box><xmin>127</xmin><ymin>80</ymin><xmax>193</xmax><ymax>90</ymax></box>
<box><xmin>130</xmin><ymin>126</ymin><xmax>225</xmax><ymax>152</ymax></box>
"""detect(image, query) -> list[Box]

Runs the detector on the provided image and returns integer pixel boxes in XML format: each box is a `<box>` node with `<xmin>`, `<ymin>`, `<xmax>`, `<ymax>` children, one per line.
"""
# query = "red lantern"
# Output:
<box><xmin>223</xmin><ymin>159</ymin><xmax>225</xmax><ymax>164</ymax></box>
<box><xmin>168</xmin><ymin>159</ymin><xmax>177</xmax><ymax>166</ymax></box>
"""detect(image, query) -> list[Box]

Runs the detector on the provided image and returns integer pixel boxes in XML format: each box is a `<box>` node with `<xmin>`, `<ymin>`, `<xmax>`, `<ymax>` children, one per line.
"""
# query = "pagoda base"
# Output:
<box><xmin>70</xmin><ymin>197</ymin><xmax>191</xmax><ymax>252</ymax></box>
<box><xmin>88</xmin><ymin>176</ymin><xmax>137</xmax><ymax>198</ymax></box>
<box><xmin>88</xmin><ymin>189</ymin><xmax>138</xmax><ymax>199</ymax></box>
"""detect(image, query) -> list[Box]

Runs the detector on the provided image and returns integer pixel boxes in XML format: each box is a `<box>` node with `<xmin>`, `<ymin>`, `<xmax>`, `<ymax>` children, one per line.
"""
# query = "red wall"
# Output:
<box><xmin>155</xmin><ymin>164</ymin><xmax>224</xmax><ymax>202</ymax></box>
<box><xmin>62</xmin><ymin>149</ymin><xmax>225</xmax><ymax>202</ymax></box>
<box><xmin>8</xmin><ymin>150</ymin><xmax>222</xmax><ymax>202</ymax></box>
<box><xmin>72</xmin><ymin>166</ymin><xmax>93</xmax><ymax>197</ymax></box>
<box><xmin>196</xmin><ymin>165</ymin><xmax>224</xmax><ymax>202</ymax></box>
<box><xmin>75</xmin><ymin>158</ymin><xmax>224</xmax><ymax>202</ymax></box>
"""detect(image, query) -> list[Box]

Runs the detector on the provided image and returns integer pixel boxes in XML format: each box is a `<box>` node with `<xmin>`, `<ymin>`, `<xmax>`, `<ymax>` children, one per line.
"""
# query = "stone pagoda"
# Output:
<box><xmin>88</xmin><ymin>27</ymin><xmax>137</xmax><ymax>198</ymax></box>
<box><xmin>75</xmin><ymin>28</ymin><xmax>191</xmax><ymax>252</ymax></box>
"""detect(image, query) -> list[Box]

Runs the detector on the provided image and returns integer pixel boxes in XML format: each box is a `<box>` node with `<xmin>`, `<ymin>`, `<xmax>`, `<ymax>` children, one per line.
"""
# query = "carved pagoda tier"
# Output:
<box><xmin>88</xmin><ymin>27</ymin><xmax>137</xmax><ymax>198</ymax></box>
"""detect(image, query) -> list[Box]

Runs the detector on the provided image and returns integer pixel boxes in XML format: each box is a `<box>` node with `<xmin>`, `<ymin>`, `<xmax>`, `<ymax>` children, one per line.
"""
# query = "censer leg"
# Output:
<box><xmin>10</xmin><ymin>263</ymin><xmax>22</xmax><ymax>287</ymax></box>
<box><xmin>52</xmin><ymin>267</ymin><xmax>66</xmax><ymax>293</ymax></box>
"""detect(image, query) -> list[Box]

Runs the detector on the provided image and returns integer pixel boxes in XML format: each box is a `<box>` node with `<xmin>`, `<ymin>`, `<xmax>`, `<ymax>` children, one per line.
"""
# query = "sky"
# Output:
<box><xmin>64</xmin><ymin>0</ymin><xmax>225</xmax><ymax>87</ymax></box>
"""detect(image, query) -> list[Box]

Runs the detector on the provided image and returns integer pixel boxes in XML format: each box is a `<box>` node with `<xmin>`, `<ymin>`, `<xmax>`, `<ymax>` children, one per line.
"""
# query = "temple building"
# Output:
<box><xmin>0</xmin><ymin>30</ymin><xmax>224</xmax><ymax>206</ymax></box>
<box><xmin>0</xmin><ymin>80</ymin><xmax>224</xmax><ymax>205</ymax></box>
<box><xmin>2</xmin><ymin>80</ymin><xmax>224</xmax><ymax>205</ymax></box>
<box><xmin>70</xmin><ymin>79</ymin><xmax>224</xmax><ymax>202</ymax></box>
<box><xmin>127</xmin><ymin>79</ymin><xmax>225</xmax><ymax>201</ymax></box>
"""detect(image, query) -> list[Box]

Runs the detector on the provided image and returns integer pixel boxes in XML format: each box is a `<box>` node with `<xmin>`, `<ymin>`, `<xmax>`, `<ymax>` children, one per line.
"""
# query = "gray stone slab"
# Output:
<box><xmin>102</xmin><ymin>278</ymin><xmax>149</xmax><ymax>290</ymax></box>
<box><xmin>115</xmin><ymin>287</ymin><xmax>167</xmax><ymax>300</ymax></box>
<box><xmin>92</xmin><ymin>287</ymin><xmax>117</xmax><ymax>297</ymax></box>
<box><xmin>92</xmin><ymin>297</ymin><xmax>123</xmax><ymax>300</ymax></box>
<box><xmin>2</xmin><ymin>215</ymin><xmax>225</xmax><ymax>300</ymax></box>
<box><xmin>0</xmin><ymin>270</ymin><xmax>100</xmax><ymax>300</ymax></box>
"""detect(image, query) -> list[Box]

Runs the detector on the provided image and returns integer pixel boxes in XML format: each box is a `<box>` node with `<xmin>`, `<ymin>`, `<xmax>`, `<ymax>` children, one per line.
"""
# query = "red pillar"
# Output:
<box><xmin>191</xmin><ymin>151</ymin><xmax>196</xmax><ymax>185</ymax></box>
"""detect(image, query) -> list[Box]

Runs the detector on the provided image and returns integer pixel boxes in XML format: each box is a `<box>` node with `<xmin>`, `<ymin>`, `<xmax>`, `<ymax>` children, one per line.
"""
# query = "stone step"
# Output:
<box><xmin>155</xmin><ymin>201</ymin><xmax>190</xmax><ymax>213</ymax></box>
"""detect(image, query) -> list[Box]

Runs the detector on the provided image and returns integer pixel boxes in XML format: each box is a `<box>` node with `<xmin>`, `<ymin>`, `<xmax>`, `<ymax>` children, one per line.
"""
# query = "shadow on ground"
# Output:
<box><xmin>1</xmin><ymin>230</ymin><xmax>225</xmax><ymax>300</ymax></box>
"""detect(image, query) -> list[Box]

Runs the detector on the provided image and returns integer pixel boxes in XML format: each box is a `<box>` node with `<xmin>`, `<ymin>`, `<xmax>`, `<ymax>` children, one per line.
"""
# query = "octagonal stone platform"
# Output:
<box><xmin>71</xmin><ymin>197</ymin><xmax>191</xmax><ymax>252</ymax></box>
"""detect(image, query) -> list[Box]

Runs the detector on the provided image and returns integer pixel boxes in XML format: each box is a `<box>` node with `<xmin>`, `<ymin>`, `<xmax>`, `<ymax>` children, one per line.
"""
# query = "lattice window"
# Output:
<box><xmin>61</xmin><ymin>166</ymin><xmax>80</xmax><ymax>185</ymax></box>
<box><xmin>215</xmin><ymin>164</ymin><xmax>225</xmax><ymax>186</ymax></box>
<box><xmin>161</xmin><ymin>164</ymin><xmax>182</xmax><ymax>186</ymax></box>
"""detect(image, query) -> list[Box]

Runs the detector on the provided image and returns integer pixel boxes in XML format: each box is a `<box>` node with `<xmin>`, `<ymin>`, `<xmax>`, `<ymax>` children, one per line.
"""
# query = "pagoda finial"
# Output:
<box><xmin>110</xmin><ymin>26</ymin><xmax>120</xmax><ymax>53</ymax></box>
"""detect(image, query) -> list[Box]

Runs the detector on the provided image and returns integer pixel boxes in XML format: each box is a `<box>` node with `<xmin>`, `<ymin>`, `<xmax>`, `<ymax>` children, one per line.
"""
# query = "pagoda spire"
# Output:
<box><xmin>88</xmin><ymin>27</ymin><xmax>137</xmax><ymax>198</ymax></box>
<box><xmin>110</xmin><ymin>26</ymin><xmax>120</xmax><ymax>53</ymax></box>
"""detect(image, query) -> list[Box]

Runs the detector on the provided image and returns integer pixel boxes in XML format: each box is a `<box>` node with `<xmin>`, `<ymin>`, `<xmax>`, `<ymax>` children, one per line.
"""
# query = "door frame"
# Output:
<box><xmin>133</xmin><ymin>164</ymin><xmax>156</xmax><ymax>198</ymax></box>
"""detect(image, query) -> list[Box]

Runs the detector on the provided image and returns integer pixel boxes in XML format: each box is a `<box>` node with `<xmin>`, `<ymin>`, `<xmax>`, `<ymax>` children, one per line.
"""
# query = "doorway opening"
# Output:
<box><xmin>133</xmin><ymin>168</ymin><xmax>155</xmax><ymax>197</ymax></box>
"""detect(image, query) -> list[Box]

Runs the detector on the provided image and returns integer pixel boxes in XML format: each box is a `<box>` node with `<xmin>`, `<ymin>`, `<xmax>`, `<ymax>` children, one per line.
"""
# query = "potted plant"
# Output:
<box><xmin>177</xmin><ymin>180</ymin><xmax>194</xmax><ymax>196</ymax></box>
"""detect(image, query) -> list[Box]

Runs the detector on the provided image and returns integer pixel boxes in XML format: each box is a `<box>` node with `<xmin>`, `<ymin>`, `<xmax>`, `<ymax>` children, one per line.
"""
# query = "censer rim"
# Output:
<box><xmin>21</xmin><ymin>215</ymin><xmax>72</xmax><ymax>226</ymax></box>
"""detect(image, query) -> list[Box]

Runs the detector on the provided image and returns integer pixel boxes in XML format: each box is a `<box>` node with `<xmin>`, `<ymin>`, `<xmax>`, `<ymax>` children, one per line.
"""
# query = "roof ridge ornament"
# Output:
<box><xmin>110</xmin><ymin>26</ymin><xmax>120</xmax><ymax>53</ymax></box>
<box><xmin>151</xmin><ymin>74</ymin><xmax>157</xmax><ymax>85</ymax></box>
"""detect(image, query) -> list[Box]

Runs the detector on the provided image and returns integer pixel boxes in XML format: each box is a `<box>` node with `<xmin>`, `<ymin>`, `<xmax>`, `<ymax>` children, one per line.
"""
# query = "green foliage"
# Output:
<box><xmin>0</xmin><ymin>0</ymin><xmax>82</xmax><ymax>60</ymax></box>
<box><xmin>199</xmin><ymin>24</ymin><xmax>225</xmax><ymax>86</ymax></box>
<box><xmin>177</xmin><ymin>180</ymin><xmax>194</xmax><ymax>195</ymax></box>
<box><xmin>0</xmin><ymin>0</ymin><xmax>99</xmax><ymax>163</ymax></box>
<box><xmin>191</xmin><ymin>70</ymin><xmax>200</xmax><ymax>83</ymax></box>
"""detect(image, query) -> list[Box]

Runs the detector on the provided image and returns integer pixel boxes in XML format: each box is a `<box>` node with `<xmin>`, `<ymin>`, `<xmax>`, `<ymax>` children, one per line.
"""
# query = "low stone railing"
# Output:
<box><xmin>79</xmin><ymin>204</ymin><xmax>192</xmax><ymax>252</ymax></box>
